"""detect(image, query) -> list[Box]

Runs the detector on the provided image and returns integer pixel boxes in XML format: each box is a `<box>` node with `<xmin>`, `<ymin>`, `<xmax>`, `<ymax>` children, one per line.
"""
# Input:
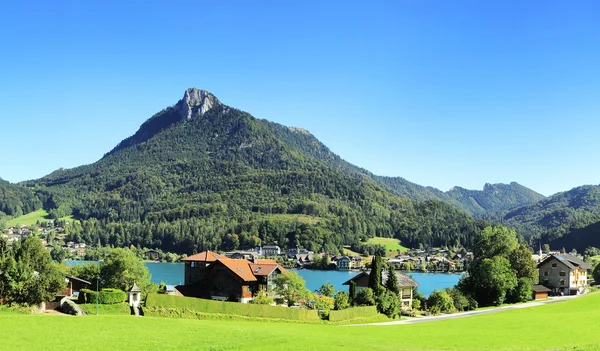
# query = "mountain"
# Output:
<box><xmin>28</xmin><ymin>88</ymin><xmax>485</xmax><ymax>254</ymax></box>
<box><xmin>445</xmin><ymin>182</ymin><xmax>546</xmax><ymax>217</ymax></box>
<box><xmin>375</xmin><ymin>178</ymin><xmax>544</xmax><ymax>217</ymax></box>
<box><xmin>0</xmin><ymin>177</ymin><xmax>41</xmax><ymax>218</ymax></box>
<box><xmin>498</xmin><ymin>185</ymin><xmax>600</xmax><ymax>252</ymax></box>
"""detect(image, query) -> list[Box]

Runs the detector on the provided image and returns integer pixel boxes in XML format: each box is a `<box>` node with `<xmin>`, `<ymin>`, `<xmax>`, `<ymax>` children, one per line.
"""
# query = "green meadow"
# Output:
<box><xmin>1</xmin><ymin>293</ymin><xmax>599</xmax><ymax>350</ymax></box>
<box><xmin>5</xmin><ymin>209</ymin><xmax>74</xmax><ymax>228</ymax></box>
<box><xmin>368</xmin><ymin>237</ymin><xmax>410</xmax><ymax>253</ymax></box>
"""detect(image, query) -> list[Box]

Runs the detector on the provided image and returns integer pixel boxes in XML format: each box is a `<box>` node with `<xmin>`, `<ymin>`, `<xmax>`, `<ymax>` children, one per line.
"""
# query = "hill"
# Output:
<box><xmin>0</xmin><ymin>177</ymin><xmax>41</xmax><ymax>218</ymax></box>
<box><xmin>498</xmin><ymin>184</ymin><xmax>600</xmax><ymax>251</ymax></box>
<box><xmin>27</xmin><ymin>88</ymin><xmax>485</xmax><ymax>254</ymax></box>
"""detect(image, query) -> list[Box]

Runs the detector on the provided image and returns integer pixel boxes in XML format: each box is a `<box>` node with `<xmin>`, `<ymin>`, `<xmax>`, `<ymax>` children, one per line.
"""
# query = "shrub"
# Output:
<box><xmin>334</xmin><ymin>291</ymin><xmax>350</xmax><ymax>310</ymax></box>
<box><xmin>376</xmin><ymin>290</ymin><xmax>400</xmax><ymax>318</ymax></box>
<box><xmin>427</xmin><ymin>290</ymin><xmax>455</xmax><ymax>315</ymax></box>
<box><xmin>310</xmin><ymin>294</ymin><xmax>334</xmax><ymax>319</ymax></box>
<box><xmin>355</xmin><ymin>288</ymin><xmax>375</xmax><ymax>306</ymax></box>
<box><xmin>507</xmin><ymin>278</ymin><xmax>533</xmax><ymax>303</ymax></box>
<box><xmin>250</xmin><ymin>290</ymin><xmax>274</xmax><ymax>305</ymax></box>
<box><xmin>78</xmin><ymin>288</ymin><xmax>127</xmax><ymax>304</ymax></box>
<box><xmin>445</xmin><ymin>287</ymin><xmax>472</xmax><ymax>312</ymax></box>
<box><xmin>412</xmin><ymin>298</ymin><xmax>421</xmax><ymax>310</ymax></box>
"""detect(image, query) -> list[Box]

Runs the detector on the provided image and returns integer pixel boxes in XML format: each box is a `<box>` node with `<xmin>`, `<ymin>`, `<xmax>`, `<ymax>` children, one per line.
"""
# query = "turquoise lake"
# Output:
<box><xmin>65</xmin><ymin>260</ymin><xmax>462</xmax><ymax>296</ymax></box>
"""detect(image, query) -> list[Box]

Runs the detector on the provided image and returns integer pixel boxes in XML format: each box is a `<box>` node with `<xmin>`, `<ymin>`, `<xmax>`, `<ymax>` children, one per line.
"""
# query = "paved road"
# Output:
<box><xmin>348</xmin><ymin>295</ymin><xmax>578</xmax><ymax>326</ymax></box>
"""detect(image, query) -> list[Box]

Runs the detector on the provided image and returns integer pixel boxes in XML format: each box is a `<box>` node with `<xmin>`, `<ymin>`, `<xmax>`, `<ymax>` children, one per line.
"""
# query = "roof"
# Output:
<box><xmin>182</xmin><ymin>251</ymin><xmax>225</xmax><ymax>262</ymax></box>
<box><xmin>65</xmin><ymin>274</ymin><xmax>92</xmax><ymax>285</ymax></box>
<box><xmin>342</xmin><ymin>271</ymin><xmax>419</xmax><ymax>287</ymax></box>
<box><xmin>538</xmin><ymin>254</ymin><xmax>592</xmax><ymax>270</ymax></box>
<box><xmin>217</xmin><ymin>259</ymin><xmax>257</xmax><ymax>282</ymax></box>
<box><xmin>129</xmin><ymin>283</ymin><xmax>141</xmax><ymax>292</ymax></box>
<box><xmin>249</xmin><ymin>264</ymin><xmax>279</xmax><ymax>276</ymax></box>
<box><xmin>532</xmin><ymin>285</ymin><xmax>552</xmax><ymax>293</ymax></box>
<box><xmin>342</xmin><ymin>271</ymin><xmax>369</xmax><ymax>286</ymax></box>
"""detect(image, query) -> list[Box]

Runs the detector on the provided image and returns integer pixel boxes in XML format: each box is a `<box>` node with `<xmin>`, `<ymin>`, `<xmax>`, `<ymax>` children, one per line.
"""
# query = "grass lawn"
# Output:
<box><xmin>5</xmin><ymin>209</ymin><xmax>74</xmax><ymax>228</ymax></box>
<box><xmin>5</xmin><ymin>209</ymin><xmax>50</xmax><ymax>227</ymax></box>
<box><xmin>2</xmin><ymin>293</ymin><xmax>599</xmax><ymax>350</ymax></box>
<box><xmin>367</xmin><ymin>237</ymin><xmax>409</xmax><ymax>253</ymax></box>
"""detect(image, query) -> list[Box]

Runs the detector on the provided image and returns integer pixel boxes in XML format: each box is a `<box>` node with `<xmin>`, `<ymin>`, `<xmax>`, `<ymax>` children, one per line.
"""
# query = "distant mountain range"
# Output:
<box><xmin>2</xmin><ymin>88</ymin><xmax>597</xmax><ymax>253</ymax></box>
<box><xmin>495</xmin><ymin>185</ymin><xmax>600</xmax><ymax>252</ymax></box>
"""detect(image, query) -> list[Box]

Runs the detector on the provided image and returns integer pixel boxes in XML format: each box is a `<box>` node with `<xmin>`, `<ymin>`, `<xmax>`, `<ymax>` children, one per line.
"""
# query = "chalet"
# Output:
<box><xmin>538</xmin><ymin>254</ymin><xmax>591</xmax><ymax>296</ymax></box>
<box><xmin>59</xmin><ymin>275</ymin><xmax>92</xmax><ymax>298</ymax></box>
<box><xmin>177</xmin><ymin>256</ymin><xmax>287</xmax><ymax>303</ymax></box>
<box><xmin>182</xmin><ymin>251</ymin><xmax>226</xmax><ymax>285</ymax></box>
<box><xmin>343</xmin><ymin>270</ymin><xmax>419</xmax><ymax>309</ymax></box>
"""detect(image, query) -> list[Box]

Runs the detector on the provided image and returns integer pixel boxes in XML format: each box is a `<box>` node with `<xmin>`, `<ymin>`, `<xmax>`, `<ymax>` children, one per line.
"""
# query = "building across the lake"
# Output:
<box><xmin>256</xmin><ymin>245</ymin><xmax>281</xmax><ymax>257</ymax></box>
<box><xmin>538</xmin><ymin>254</ymin><xmax>591</xmax><ymax>296</ymax></box>
<box><xmin>343</xmin><ymin>270</ymin><xmax>419</xmax><ymax>309</ymax></box>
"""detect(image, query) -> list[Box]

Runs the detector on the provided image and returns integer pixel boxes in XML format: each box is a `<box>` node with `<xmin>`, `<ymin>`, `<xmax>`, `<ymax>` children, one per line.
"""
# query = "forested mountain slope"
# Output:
<box><xmin>27</xmin><ymin>88</ymin><xmax>486</xmax><ymax>254</ymax></box>
<box><xmin>0</xmin><ymin>177</ymin><xmax>41</xmax><ymax>218</ymax></box>
<box><xmin>446</xmin><ymin>182</ymin><xmax>546</xmax><ymax>217</ymax></box>
<box><xmin>497</xmin><ymin>185</ymin><xmax>600</xmax><ymax>251</ymax></box>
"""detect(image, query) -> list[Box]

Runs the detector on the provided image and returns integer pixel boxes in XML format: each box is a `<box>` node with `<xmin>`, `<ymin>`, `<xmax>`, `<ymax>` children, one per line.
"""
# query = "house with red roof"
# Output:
<box><xmin>178</xmin><ymin>251</ymin><xmax>287</xmax><ymax>303</ymax></box>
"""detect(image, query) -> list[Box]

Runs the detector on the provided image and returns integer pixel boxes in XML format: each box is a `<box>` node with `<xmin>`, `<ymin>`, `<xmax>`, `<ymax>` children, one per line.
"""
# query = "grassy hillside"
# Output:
<box><xmin>2</xmin><ymin>293</ymin><xmax>599</xmax><ymax>350</ymax></box>
<box><xmin>5</xmin><ymin>209</ymin><xmax>49</xmax><ymax>227</ymax></box>
<box><xmin>4</xmin><ymin>209</ymin><xmax>74</xmax><ymax>228</ymax></box>
<box><xmin>367</xmin><ymin>237</ymin><xmax>409</xmax><ymax>253</ymax></box>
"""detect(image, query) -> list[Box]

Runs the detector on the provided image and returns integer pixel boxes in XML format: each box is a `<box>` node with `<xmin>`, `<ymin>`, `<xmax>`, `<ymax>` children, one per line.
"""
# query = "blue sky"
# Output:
<box><xmin>1</xmin><ymin>1</ymin><xmax>599</xmax><ymax>196</ymax></box>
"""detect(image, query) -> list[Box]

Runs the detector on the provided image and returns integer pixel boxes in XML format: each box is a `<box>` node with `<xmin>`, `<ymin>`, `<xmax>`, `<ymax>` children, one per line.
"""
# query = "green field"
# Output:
<box><xmin>5</xmin><ymin>209</ymin><xmax>74</xmax><ymax>228</ymax></box>
<box><xmin>5</xmin><ymin>209</ymin><xmax>50</xmax><ymax>227</ymax></box>
<box><xmin>367</xmin><ymin>237</ymin><xmax>409</xmax><ymax>253</ymax></box>
<box><xmin>2</xmin><ymin>293</ymin><xmax>599</xmax><ymax>350</ymax></box>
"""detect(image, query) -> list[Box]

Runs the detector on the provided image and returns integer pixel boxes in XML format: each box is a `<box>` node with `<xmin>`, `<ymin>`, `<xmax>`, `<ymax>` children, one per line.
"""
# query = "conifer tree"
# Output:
<box><xmin>385</xmin><ymin>266</ymin><xmax>399</xmax><ymax>294</ymax></box>
<box><xmin>369</xmin><ymin>255</ymin><xmax>384</xmax><ymax>296</ymax></box>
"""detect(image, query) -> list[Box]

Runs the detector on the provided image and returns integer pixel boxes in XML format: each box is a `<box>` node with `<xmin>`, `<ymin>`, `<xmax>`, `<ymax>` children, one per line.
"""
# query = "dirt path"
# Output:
<box><xmin>348</xmin><ymin>295</ymin><xmax>579</xmax><ymax>326</ymax></box>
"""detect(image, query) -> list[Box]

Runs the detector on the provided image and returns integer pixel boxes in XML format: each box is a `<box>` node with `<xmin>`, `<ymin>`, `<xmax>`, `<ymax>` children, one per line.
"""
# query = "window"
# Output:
<box><xmin>544</xmin><ymin>271</ymin><xmax>549</xmax><ymax>276</ymax></box>
<box><xmin>560</xmin><ymin>279</ymin><xmax>565</xmax><ymax>286</ymax></box>
<box><xmin>551</xmin><ymin>263</ymin><xmax>557</xmax><ymax>268</ymax></box>
<box><xmin>543</xmin><ymin>279</ymin><xmax>549</xmax><ymax>284</ymax></box>
<box><xmin>191</xmin><ymin>261</ymin><xmax>195</xmax><ymax>268</ymax></box>
<box><xmin>247</xmin><ymin>286</ymin><xmax>251</xmax><ymax>293</ymax></box>
<box><xmin>559</xmin><ymin>271</ymin><xmax>566</xmax><ymax>276</ymax></box>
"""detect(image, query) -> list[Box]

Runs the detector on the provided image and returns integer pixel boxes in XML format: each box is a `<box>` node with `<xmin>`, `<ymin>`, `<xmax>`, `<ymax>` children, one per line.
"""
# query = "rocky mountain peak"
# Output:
<box><xmin>176</xmin><ymin>88</ymin><xmax>220</xmax><ymax>121</ymax></box>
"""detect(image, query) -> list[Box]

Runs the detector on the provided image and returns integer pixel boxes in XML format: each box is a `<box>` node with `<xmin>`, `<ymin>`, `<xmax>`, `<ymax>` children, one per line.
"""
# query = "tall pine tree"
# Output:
<box><xmin>349</xmin><ymin>280</ymin><xmax>357</xmax><ymax>305</ymax></box>
<box><xmin>369</xmin><ymin>255</ymin><xmax>384</xmax><ymax>296</ymax></box>
<box><xmin>385</xmin><ymin>266</ymin><xmax>399</xmax><ymax>293</ymax></box>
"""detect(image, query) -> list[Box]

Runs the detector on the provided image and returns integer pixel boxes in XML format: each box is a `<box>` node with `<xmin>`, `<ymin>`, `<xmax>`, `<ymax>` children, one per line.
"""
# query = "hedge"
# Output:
<box><xmin>145</xmin><ymin>294</ymin><xmax>319</xmax><ymax>321</ymax></box>
<box><xmin>78</xmin><ymin>289</ymin><xmax>128</xmax><ymax>304</ymax></box>
<box><xmin>328</xmin><ymin>306</ymin><xmax>379</xmax><ymax>322</ymax></box>
<box><xmin>79</xmin><ymin>302</ymin><xmax>131</xmax><ymax>315</ymax></box>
